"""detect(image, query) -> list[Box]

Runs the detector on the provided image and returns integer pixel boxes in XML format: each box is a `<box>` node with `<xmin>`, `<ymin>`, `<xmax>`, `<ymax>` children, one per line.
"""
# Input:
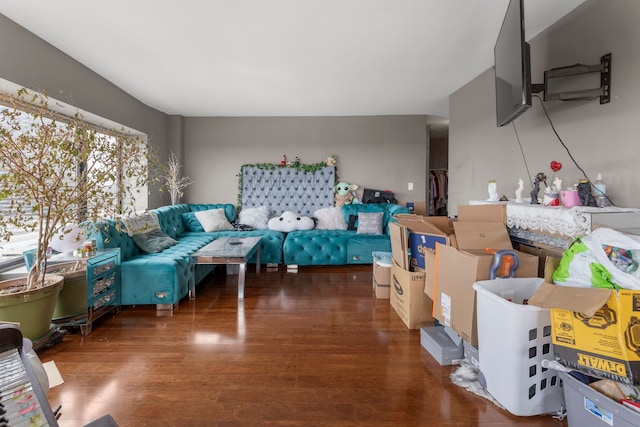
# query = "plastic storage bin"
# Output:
<box><xmin>473</xmin><ymin>276</ymin><xmax>565</xmax><ymax>416</ymax></box>
<box><xmin>561</xmin><ymin>371</ymin><xmax>640</xmax><ymax>427</ymax></box>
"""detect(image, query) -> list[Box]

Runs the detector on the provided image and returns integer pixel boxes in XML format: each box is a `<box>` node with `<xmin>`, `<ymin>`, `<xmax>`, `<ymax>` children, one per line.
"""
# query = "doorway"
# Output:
<box><xmin>427</xmin><ymin>122</ymin><xmax>448</xmax><ymax>216</ymax></box>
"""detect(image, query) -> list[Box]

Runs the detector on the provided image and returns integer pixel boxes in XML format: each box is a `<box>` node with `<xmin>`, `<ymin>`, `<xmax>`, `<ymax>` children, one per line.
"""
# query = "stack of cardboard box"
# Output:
<box><xmin>388</xmin><ymin>205</ymin><xmax>540</xmax><ymax>335</ymax></box>
<box><xmin>388</xmin><ymin>214</ymin><xmax>453</xmax><ymax>329</ymax></box>
<box><xmin>432</xmin><ymin>205</ymin><xmax>539</xmax><ymax>346</ymax></box>
<box><xmin>388</xmin><ymin>205</ymin><xmax>541</xmax><ymax>369</ymax></box>
<box><xmin>372</xmin><ymin>252</ymin><xmax>392</xmax><ymax>299</ymax></box>
<box><xmin>387</xmin><ymin>204</ymin><xmax>640</xmax><ymax>419</ymax></box>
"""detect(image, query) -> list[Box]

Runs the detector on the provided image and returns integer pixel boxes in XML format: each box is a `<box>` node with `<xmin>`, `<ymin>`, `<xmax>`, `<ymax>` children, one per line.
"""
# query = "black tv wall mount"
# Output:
<box><xmin>532</xmin><ymin>53</ymin><xmax>611</xmax><ymax>104</ymax></box>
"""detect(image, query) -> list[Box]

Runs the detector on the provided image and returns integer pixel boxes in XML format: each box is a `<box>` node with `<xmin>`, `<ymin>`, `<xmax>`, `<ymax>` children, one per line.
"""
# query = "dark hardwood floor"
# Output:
<box><xmin>36</xmin><ymin>265</ymin><xmax>568</xmax><ymax>426</ymax></box>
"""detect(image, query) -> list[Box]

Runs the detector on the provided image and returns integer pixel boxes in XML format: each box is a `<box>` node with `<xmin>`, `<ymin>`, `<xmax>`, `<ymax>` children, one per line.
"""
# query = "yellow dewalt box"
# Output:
<box><xmin>529</xmin><ymin>282</ymin><xmax>640</xmax><ymax>386</ymax></box>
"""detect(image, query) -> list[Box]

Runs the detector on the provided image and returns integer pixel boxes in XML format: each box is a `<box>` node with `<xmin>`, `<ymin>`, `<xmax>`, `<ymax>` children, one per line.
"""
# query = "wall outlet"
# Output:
<box><xmin>408</xmin><ymin>182</ymin><xmax>413</xmax><ymax>191</ymax></box>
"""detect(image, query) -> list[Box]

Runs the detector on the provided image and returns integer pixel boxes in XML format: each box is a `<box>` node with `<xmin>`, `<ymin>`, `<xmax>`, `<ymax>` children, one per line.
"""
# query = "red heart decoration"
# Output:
<box><xmin>550</xmin><ymin>161</ymin><xmax>562</xmax><ymax>172</ymax></box>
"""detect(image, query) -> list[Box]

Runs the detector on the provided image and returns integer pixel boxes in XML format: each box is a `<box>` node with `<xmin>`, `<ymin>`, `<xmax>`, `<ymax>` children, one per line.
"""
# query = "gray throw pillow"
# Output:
<box><xmin>133</xmin><ymin>228</ymin><xmax>178</xmax><ymax>253</ymax></box>
<box><xmin>356</xmin><ymin>212</ymin><xmax>384</xmax><ymax>235</ymax></box>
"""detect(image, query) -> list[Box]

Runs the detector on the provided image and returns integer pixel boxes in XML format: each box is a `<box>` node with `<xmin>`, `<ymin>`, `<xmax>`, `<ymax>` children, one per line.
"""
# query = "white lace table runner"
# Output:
<box><xmin>506</xmin><ymin>204</ymin><xmax>640</xmax><ymax>238</ymax></box>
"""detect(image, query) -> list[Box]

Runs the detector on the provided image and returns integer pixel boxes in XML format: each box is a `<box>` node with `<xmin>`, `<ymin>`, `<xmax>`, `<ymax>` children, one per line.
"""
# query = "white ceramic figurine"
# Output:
<box><xmin>515</xmin><ymin>178</ymin><xmax>524</xmax><ymax>203</ymax></box>
<box><xmin>487</xmin><ymin>180</ymin><xmax>499</xmax><ymax>202</ymax></box>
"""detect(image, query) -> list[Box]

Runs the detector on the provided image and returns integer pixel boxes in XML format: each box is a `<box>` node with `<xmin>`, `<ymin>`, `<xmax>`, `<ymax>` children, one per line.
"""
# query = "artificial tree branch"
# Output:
<box><xmin>0</xmin><ymin>88</ymin><xmax>157</xmax><ymax>289</ymax></box>
<box><xmin>161</xmin><ymin>151</ymin><xmax>193</xmax><ymax>205</ymax></box>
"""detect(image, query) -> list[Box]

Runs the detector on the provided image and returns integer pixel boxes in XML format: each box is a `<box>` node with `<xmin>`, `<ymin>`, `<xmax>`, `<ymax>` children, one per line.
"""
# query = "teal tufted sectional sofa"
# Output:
<box><xmin>91</xmin><ymin>202</ymin><xmax>409</xmax><ymax>310</ymax></box>
<box><xmin>283</xmin><ymin>203</ymin><xmax>411</xmax><ymax>266</ymax></box>
<box><xmin>92</xmin><ymin>203</ymin><xmax>285</xmax><ymax>310</ymax></box>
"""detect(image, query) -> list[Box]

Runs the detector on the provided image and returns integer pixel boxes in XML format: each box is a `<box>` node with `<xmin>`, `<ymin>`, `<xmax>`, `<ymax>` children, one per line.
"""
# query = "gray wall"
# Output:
<box><xmin>183</xmin><ymin>116</ymin><xmax>427</xmax><ymax>207</ymax></box>
<box><xmin>448</xmin><ymin>0</ymin><xmax>640</xmax><ymax>215</ymax></box>
<box><xmin>0</xmin><ymin>13</ymin><xmax>428</xmax><ymax>210</ymax></box>
<box><xmin>8</xmin><ymin>1</ymin><xmax>633</xmax><ymax>217</ymax></box>
<box><xmin>0</xmin><ymin>14</ymin><xmax>171</xmax><ymax>207</ymax></box>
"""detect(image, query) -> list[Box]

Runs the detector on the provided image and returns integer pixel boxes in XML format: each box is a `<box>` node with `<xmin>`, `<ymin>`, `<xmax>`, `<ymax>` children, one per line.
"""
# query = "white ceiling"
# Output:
<box><xmin>0</xmin><ymin>0</ymin><xmax>586</xmax><ymax>118</ymax></box>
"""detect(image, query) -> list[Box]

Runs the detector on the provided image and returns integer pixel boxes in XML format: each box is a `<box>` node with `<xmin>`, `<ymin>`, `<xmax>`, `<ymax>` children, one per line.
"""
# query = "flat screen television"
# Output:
<box><xmin>494</xmin><ymin>0</ymin><xmax>531</xmax><ymax>127</ymax></box>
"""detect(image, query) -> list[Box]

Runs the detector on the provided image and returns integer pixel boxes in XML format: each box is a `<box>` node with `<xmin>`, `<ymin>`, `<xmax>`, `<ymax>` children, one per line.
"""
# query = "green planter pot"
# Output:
<box><xmin>49</xmin><ymin>262</ymin><xmax>87</xmax><ymax>320</ymax></box>
<box><xmin>0</xmin><ymin>274</ymin><xmax>64</xmax><ymax>341</ymax></box>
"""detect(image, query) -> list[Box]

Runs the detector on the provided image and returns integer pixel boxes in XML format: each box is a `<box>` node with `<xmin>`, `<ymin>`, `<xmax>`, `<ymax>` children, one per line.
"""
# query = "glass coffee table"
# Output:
<box><xmin>188</xmin><ymin>236</ymin><xmax>262</xmax><ymax>300</ymax></box>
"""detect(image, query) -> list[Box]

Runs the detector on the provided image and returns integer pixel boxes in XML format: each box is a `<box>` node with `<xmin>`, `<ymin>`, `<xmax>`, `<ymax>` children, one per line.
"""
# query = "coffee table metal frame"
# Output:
<box><xmin>188</xmin><ymin>236</ymin><xmax>262</xmax><ymax>300</ymax></box>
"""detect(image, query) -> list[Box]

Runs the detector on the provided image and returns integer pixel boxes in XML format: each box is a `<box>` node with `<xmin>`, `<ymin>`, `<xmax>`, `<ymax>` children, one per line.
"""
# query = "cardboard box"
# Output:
<box><xmin>529</xmin><ymin>282</ymin><xmax>640</xmax><ymax>386</ymax></box>
<box><xmin>457</xmin><ymin>204</ymin><xmax>507</xmax><ymax>224</ymax></box>
<box><xmin>372</xmin><ymin>252</ymin><xmax>391</xmax><ymax>299</ymax></box>
<box><xmin>390</xmin><ymin>259</ymin><xmax>432</xmax><ymax>329</ymax></box>
<box><xmin>372</xmin><ymin>261</ymin><xmax>390</xmax><ymax>299</ymax></box>
<box><xmin>372</xmin><ymin>258</ymin><xmax>391</xmax><ymax>286</ymax></box>
<box><xmin>413</xmin><ymin>202</ymin><xmax>427</xmax><ymax>216</ymax></box>
<box><xmin>423</xmin><ymin>250</ymin><xmax>436</xmax><ymax>299</ymax></box>
<box><xmin>433</xmin><ymin>221</ymin><xmax>539</xmax><ymax>346</ymax></box>
<box><xmin>394</xmin><ymin>214</ymin><xmax>453</xmax><ymax>270</ymax></box>
<box><xmin>512</xmin><ymin>240</ymin><xmax>564</xmax><ymax>278</ymax></box>
<box><xmin>372</xmin><ymin>277</ymin><xmax>390</xmax><ymax>299</ymax></box>
<box><xmin>389</xmin><ymin>221</ymin><xmax>409</xmax><ymax>269</ymax></box>
<box><xmin>395</xmin><ymin>214</ymin><xmax>453</xmax><ymax>234</ymax></box>
<box><xmin>452</xmin><ymin>221</ymin><xmax>514</xmax><ymax>250</ymax></box>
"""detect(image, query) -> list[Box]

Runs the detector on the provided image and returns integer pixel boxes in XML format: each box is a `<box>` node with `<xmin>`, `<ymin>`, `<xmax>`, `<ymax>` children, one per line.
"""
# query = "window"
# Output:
<box><xmin>0</xmin><ymin>92</ymin><xmax>149</xmax><ymax>271</ymax></box>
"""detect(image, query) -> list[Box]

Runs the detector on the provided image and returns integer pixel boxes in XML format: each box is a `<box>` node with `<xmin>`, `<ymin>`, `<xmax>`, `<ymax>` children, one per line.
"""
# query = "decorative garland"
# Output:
<box><xmin>242</xmin><ymin>161</ymin><xmax>329</xmax><ymax>173</ymax></box>
<box><xmin>236</xmin><ymin>158</ymin><xmax>338</xmax><ymax>210</ymax></box>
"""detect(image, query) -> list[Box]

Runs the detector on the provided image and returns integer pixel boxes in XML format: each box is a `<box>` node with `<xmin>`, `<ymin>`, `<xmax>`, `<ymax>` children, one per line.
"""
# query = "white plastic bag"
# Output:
<box><xmin>552</xmin><ymin>227</ymin><xmax>640</xmax><ymax>290</ymax></box>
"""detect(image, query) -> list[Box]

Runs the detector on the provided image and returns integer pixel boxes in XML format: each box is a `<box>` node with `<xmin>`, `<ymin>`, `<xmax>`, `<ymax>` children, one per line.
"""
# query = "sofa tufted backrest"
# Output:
<box><xmin>153</xmin><ymin>204</ymin><xmax>191</xmax><ymax>239</ymax></box>
<box><xmin>341</xmin><ymin>203</ymin><xmax>411</xmax><ymax>234</ymax></box>
<box><xmin>90</xmin><ymin>205</ymin><xmax>192</xmax><ymax>260</ymax></box>
<box><xmin>91</xmin><ymin>219</ymin><xmax>141</xmax><ymax>260</ymax></box>
<box><xmin>87</xmin><ymin>203</ymin><xmax>240</xmax><ymax>261</ymax></box>
<box><xmin>188</xmin><ymin>204</ymin><xmax>236</xmax><ymax>222</ymax></box>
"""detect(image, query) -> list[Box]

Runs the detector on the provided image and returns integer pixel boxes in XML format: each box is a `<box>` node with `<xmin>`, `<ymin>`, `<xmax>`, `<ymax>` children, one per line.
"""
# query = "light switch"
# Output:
<box><xmin>408</xmin><ymin>182</ymin><xmax>413</xmax><ymax>191</ymax></box>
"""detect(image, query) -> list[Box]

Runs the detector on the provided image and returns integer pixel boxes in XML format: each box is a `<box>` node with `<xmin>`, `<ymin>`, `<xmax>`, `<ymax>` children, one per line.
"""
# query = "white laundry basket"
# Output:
<box><xmin>472</xmin><ymin>251</ymin><xmax>565</xmax><ymax>417</ymax></box>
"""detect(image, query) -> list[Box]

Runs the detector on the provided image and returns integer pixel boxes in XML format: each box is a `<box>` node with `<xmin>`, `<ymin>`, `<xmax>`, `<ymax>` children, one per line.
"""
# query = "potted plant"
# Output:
<box><xmin>0</xmin><ymin>88</ymin><xmax>154</xmax><ymax>340</ymax></box>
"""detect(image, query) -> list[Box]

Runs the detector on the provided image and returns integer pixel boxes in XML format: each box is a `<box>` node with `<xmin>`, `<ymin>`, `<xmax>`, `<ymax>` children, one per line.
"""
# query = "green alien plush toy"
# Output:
<box><xmin>334</xmin><ymin>181</ymin><xmax>358</xmax><ymax>208</ymax></box>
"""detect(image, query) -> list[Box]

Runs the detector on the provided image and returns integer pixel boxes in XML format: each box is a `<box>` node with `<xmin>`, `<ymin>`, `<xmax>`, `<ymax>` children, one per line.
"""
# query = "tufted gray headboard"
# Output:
<box><xmin>240</xmin><ymin>165</ymin><xmax>336</xmax><ymax>217</ymax></box>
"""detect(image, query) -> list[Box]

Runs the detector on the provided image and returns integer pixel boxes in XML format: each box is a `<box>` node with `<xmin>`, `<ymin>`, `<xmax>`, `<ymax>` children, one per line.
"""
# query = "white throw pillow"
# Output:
<box><xmin>122</xmin><ymin>211</ymin><xmax>160</xmax><ymax>236</ymax></box>
<box><xmin>194</xmin><ymin>209</ymin><xmax>234</xmax><ymax>232</ymax></box>
<box><xmin>238</xmin><ymin>206</ymin><xmax>271</xmax><ymax>229</ymax></box>
<box><xmin>313</xmin><ymin>207</ymin><xmax>347</xmax><ymax>230</ymax></box>
<box><xmin>267</xmin><ymin>211</ymin><xmax>315</xmax><ymax>232</ymax></box>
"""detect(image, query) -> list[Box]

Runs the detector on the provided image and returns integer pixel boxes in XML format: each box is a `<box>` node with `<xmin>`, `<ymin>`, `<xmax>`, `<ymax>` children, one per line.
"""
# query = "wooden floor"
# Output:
<box><xmin>37</xmin><ymin>265</ymin><xmax>568</xmax><ymax>427</ymax></box>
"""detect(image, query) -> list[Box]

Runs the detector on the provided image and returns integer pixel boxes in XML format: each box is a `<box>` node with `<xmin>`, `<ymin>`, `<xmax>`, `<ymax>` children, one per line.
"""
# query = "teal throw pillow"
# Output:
<box><xmin>181</xmin><ymin>212</ymin><xmax>204</xmax><ymax>232</ymax></box>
